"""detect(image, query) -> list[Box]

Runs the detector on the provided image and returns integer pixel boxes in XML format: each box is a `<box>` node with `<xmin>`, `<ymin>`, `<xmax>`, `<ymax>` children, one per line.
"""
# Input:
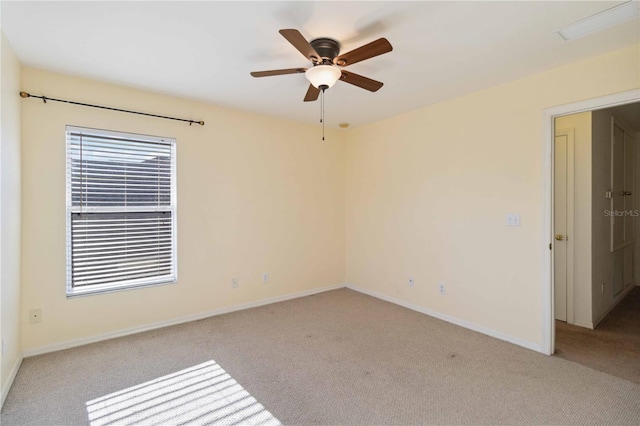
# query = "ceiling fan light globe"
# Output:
<box><xmin>305</xmin><ymin>65</ymin><xmax>341</xmax><ymax>89</ymax></box>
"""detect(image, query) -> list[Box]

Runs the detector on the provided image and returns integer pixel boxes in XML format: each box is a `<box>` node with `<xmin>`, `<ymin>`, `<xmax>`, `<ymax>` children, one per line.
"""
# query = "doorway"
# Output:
<box><xmin>554</xmin><ymin>105</ymin><xmax>640</xmax><ymax>329</ymax></box>
<box><xmin>545</xmin><ymin>92</ymin><xmax>640</xmax><ymax>383</ymax></box>
<box><xmin>543</xmin><ymin>89</ymin><xmax>640</xmax><ymax>356</ymax></box>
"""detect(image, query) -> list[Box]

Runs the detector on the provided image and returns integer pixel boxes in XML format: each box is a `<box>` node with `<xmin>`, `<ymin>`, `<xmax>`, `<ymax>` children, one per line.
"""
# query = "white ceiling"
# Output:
<box><xmin>2</xmin><ymin>1</ymin><xmax>639</xmax><ymax>128</ymax></box>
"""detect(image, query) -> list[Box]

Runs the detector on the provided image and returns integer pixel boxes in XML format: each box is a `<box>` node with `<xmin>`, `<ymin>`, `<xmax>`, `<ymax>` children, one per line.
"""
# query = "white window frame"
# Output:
<box><xmin>65</xmin><ymin>125</ymin><xmax>177</xmax><ymax>297</ymax></box>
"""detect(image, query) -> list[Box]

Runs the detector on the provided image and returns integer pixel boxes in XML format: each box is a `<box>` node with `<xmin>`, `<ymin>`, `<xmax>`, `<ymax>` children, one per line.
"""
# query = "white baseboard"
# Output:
<box><xmin>22</xmin><ymin>282</ymin><xmax>544</xmax><ymax>357</ymax></box>
<box><xmin>23</xmin><ymin>284</ymin><xmax>345</xmax><ymax>358</ymax></box>
<box><xmin>571</xmin><ymin>319</ymin><xmax>594</xmax><ymax>329</ymax></box>
<box><xmin>1</xmin><ymin>354</ymin><xmax>23</xmax><ymax>408</ymax></box>
<box><xmin>346</xmin><ymin>283</ymin><xmax>542</xmax><ymax>353</ymax></box>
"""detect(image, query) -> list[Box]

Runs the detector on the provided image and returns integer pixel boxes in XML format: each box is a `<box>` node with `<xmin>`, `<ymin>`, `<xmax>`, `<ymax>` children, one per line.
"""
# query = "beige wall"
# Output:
<box><xmin>20</xmin><ymin>67</ymin><xmax>346</xmax><ymax>352</ymax></box>
<box><xmin>1</xmin><ymin>32</ymin><xmax>23</xmax><ymax>400</ymax></box>
<box><xmin>555</xmin><ymin>112</ymin><xmax>592</xmax><ymax>327</ymax></box>
<box><xmin>345</xmin><ymin>44</ymin><xmax>640</xmax><ymax>348</ymax></box>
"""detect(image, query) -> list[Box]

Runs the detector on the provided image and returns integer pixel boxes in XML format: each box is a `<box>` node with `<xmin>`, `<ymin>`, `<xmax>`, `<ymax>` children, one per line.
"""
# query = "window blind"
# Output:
<box><xmin>66</xmin><ymin>126</ymin><xmax>176</xmax><ymax>295</ymax></box>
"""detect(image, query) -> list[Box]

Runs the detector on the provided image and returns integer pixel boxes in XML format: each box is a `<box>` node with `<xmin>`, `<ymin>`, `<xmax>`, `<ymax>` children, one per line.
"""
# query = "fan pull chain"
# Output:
<box><xmin>320</xmin><ymin>88</ymin><xmax>325</xmax><ymax>141</ymax></box>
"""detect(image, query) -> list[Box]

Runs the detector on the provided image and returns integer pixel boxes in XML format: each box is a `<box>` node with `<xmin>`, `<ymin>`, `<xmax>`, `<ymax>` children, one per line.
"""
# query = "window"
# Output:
<box><xmin>66</xmin><ymin>126</ymin><xmax>177</xmax><ymax>296</ymax></box>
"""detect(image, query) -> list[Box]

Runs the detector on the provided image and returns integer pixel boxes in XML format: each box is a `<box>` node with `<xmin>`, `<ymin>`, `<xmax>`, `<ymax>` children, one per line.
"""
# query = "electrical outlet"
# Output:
<box><xmin>231</xmin><ymin>278</ymin><xmax>239</xmax><ymax>288</ymax></box>
<box><xmin>29</xmin><ymin>308</ymin><xmax>42</xmax><ymax>324</ymax></box>
<box><xmin>263</xmin><ymin>273</ymin><xmax>269</xmax><ymax>284</ymax></box>
<box><xmin>438</xmin><ymin>282</ymin><xmax>446</xmax><ymax>295</ymax></box>
<box><xmin>408</xmin><ymin>278</ymin><xmax>414</xmax><ymax>287</ymax></box>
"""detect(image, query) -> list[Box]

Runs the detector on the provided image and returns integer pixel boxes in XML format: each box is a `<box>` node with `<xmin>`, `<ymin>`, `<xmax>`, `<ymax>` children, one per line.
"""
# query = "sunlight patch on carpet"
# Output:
<box><xmin>85</xmin><ymin>360</ymin><xmax>281</xmax><ymax>425</ymax></box>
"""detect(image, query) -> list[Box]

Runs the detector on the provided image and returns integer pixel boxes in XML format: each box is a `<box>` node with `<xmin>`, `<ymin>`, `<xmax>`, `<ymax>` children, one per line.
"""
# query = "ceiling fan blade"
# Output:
<box><xmin>250</xmin><ymin>68</ymin><xmax>307</xmax><ymax>78</ymax></box>
<box><xmin>339</xmin><ymin>70</ymin><xmax>384</xmax><ymax>92</ymax></box>
<box><xmin>279</xmin><ymin>29</ymin><xmax>321</xmax><ymax>63</ymax></box>
<box><xmin>334</xmin><ymin>38</ymin><xmax>392</xmax><ymax>66</ymax></box>
<box><xmin>303</xmin><ymin>84</ymin><xmax>320</xmax><ymax>102</ymax></box>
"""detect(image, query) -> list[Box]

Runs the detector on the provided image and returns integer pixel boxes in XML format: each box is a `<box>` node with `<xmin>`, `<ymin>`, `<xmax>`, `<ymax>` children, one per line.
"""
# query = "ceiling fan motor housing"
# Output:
<box><xmin>309</xmin><ymin>38</ymin><xmax>341</xmax><ymax>64</ymax></box>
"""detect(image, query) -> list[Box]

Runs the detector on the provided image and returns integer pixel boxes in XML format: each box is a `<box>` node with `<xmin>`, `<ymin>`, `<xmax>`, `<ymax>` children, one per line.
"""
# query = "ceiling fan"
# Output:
<box><xmin>251</xmin><ymin>29</ymin><xmax>393</xmax><ymax>102</ymax></box>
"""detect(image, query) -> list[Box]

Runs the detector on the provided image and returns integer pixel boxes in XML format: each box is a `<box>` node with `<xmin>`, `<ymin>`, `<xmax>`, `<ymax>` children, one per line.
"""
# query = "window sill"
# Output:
<box><xmin>66</xmin><ymin>277</ymin><xmax>177</xmax><ymax>298</ymax></box>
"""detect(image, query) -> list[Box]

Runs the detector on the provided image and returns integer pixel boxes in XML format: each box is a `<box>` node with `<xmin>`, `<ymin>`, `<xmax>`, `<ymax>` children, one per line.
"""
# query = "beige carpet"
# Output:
<box><xmin>555</xmin><ymin>286</ymin><xmax>640</xmax><ymax>384</ymax></box>
<box><xmin>2</xmin><ymin>288</ymin><xmax>640</xmax><ymax>425</ymax></box>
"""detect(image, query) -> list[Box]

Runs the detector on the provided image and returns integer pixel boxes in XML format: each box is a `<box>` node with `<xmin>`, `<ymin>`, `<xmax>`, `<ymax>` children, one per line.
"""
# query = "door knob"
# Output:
<box><xmin>555</xmin><ymin>234</ymin><xmax>564</xmax><ymax>241</ymax></box>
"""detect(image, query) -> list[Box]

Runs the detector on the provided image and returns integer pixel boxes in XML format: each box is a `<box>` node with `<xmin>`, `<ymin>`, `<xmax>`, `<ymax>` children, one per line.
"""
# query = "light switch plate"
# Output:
<box><xmin>506</xmin><ymin>213</ymin><xmax>520</xmax><ymax>227</ymax></box>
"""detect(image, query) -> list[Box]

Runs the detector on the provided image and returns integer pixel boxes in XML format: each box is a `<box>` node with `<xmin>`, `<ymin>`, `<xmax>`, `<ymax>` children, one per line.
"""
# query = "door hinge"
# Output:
<box><xmin>549</xmin><ymin>243</ymin><xmax>552</xmax><ymax>250</ymax></box>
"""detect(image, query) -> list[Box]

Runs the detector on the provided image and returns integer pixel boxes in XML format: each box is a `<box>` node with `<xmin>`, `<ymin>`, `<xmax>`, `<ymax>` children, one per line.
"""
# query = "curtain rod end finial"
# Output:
<box><xmin>198</xmin><ymin>121</ymin><xmax>205</xmax><ymax>126</ymax></box>
<box><xmin>20</xmin><ymin>91</ymin><xmax>29</xmax><ymax>98</ymax></box>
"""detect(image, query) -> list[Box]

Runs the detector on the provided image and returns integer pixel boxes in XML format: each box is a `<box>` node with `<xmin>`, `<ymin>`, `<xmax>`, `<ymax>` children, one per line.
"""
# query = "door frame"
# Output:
<box><xmin>542</xmin><ymin>89</ymin><xmax>640</xmax><ymax>356</ymax></box>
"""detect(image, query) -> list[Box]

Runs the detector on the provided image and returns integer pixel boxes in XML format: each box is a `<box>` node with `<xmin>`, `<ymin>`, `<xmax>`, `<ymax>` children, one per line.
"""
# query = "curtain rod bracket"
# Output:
<box><xmin>19</xmin><ymin>91</ymin><xmax>205</xmax><ymax>126</ymax></box>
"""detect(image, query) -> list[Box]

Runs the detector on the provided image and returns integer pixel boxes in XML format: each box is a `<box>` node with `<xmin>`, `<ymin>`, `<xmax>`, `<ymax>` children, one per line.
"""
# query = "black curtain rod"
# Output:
<box><xmin>19</xmin><ymin>91</ymin><xmax>205</xmax><ymax>126</ymax></box>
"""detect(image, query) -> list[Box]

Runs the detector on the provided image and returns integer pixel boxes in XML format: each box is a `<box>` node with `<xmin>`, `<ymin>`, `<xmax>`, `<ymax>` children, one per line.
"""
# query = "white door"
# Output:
<box><xmin>611</xmin><ymin>123</ymin><xmax>626</xmax><ymax>252</ymax></box>
<box><xmin>624</xmin><ymin>129</ymin><xmax>637</xmax><ymax>289</ymax></box>
<box><xmin>554</xmin><ymin>130</ymin><xmax>575</xmax><ymax>322</ymax></box>
<box><xmin>611</xmin><ymin>117</ymin><xmax>636</xmax><ymax>295</ymax></box>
